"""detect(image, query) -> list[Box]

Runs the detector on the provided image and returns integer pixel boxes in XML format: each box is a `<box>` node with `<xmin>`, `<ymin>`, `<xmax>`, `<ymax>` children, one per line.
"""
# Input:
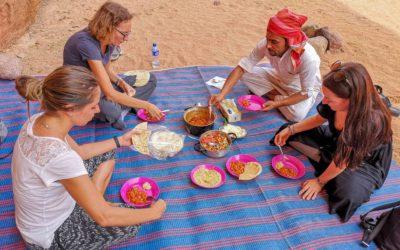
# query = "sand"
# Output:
<box><xmin>3</xmin><ymin>0</ymin><xmax>400</xmax><ymax>161</ymax></box>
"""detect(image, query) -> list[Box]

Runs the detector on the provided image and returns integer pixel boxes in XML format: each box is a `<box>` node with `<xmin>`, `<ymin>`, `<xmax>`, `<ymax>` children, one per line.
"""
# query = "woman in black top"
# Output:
<box><xmin>272</xmin><ymin>61</ymin><xmax>393</xmax><ymax>222</ymax></box>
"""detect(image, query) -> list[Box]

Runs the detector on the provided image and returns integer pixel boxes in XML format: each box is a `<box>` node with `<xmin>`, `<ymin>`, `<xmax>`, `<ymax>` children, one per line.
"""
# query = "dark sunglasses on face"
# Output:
<box><xmin>330</xmin><ymin>60</ymin><xmax>351</xmax><ymax>86</ymax></box>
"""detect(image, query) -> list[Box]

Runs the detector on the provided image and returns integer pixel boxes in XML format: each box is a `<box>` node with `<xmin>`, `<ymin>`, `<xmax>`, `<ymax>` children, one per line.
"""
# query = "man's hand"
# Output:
<box><xmin>209</xmin><ymin>94</ymin><xmax>225</xmax><ymax>108</ymax></box>
<box><xmin>262</xmin><ymin>100</ymin><xmax>280</xmax><ymax>111</ymax></box>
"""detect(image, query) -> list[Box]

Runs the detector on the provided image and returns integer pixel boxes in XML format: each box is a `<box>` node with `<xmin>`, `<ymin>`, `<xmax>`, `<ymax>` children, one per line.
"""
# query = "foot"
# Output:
<box><xmin>262</xmin><ymin>89</ymin><xmax>280</xmax><ymax>100</ymax></box>
<box><xmin>390</xmin><ymin>106</ymin><xmax>400</xmax><ymax>117</ymax></box>
<box><xmin>112</xmin><ymin>119</ymin><xmax>126</xmax><ymax>130</ymax></box>
<box><xmin>111</xmin><ymin>109</ymin><xmax>129</xmax><ymax>130</ymax></box>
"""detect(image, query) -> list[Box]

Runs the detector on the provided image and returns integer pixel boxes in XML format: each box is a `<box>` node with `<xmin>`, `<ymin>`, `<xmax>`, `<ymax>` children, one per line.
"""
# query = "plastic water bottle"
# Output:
<box><xmin>151</xmin><ymin>43</ymin><xmax>160</xmax><ymax>69</ymax></box>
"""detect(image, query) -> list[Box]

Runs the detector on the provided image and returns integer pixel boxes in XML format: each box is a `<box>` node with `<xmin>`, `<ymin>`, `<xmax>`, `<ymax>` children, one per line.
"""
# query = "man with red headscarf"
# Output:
<box><xmin>209</xmin><ymin>8</ymin><xmax>321</xmax><ymax>122</ymax></box>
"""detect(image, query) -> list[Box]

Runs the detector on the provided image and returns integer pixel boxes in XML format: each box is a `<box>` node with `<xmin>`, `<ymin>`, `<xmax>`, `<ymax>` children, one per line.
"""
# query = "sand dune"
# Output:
<box><xmin>3</xmin><ymin>0</ymin><xmax>400</xmax><ymax>161</ymax></box>
<box><xmin>339</xmin><ymin>0</ymin><xmax>400</xmax><ymax>36</ymax></box>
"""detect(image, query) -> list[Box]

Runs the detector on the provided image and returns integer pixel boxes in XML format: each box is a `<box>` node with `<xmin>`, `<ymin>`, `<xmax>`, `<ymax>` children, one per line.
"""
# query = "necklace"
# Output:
<box><xmin>39</xmin><ymin>116</ymin><xmax>51</xmax><ymax>129</ymax></box>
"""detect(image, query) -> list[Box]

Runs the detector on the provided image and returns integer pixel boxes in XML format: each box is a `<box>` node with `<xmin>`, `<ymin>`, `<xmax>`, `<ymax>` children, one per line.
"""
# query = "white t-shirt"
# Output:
<box><xmin>11</xmin><ymin>113</ymin><xmax>87</xmax><ymax>248</ymax></box>
<box><xmin>238</xmin><ymin>38</ymin><xmax>321</xmax><ymax>97</ymax></box>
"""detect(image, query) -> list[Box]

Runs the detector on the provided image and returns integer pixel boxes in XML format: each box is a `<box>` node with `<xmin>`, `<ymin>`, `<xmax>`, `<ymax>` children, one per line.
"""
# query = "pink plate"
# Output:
<box><xmin>137</xmin><ymin>109</ymin><xmax>166</xmax><ymax>122</ymax></box>
<box><xmin>120</xmin><ymin>177</ymin><xmax>160</xmax><ymax>207</ymax></box>
<box><xmin>226</xmin><ymin>154</ymin><xmax>260</xmax><ymax>178</ymax></box>
<box><xmin>190</xmin><ymin>164</ymin><xmax>226</xmax><ymax>188</ymax></box>
<box><xmin>271</xmin><ymin>154</ymin><xmax>305</xmax><ymax>179</ymax></box>
<box><xmin>237</xmin><ymin>95</ymin><xmax>266</xmax><ymax>111</ymax></box>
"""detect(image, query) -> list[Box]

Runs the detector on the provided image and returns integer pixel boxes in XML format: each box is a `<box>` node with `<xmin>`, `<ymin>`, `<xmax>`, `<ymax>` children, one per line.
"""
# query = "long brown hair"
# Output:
<box><xmin>88</xmin><ymin>1</ymin><xmax>133</xmax><ymax>41</ymax></box>
<box><xmin>323</xmin><ymin>62</ymin><xmax>392</xmax><ymax>169</ymax></box>
<box><xmin>15</xmin><ymin>65</ymin><xmax>98</xmax><ymax>116</ymax></box>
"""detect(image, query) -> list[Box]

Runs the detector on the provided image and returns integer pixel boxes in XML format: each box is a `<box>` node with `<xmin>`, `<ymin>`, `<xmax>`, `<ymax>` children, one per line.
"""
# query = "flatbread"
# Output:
<box><xmin>149</xmin><ymin>131</ymin><xmax>184</xmax><ymax>153</ymax></box>
<box><xmin>131</xmin><ymin>122</ymin><xmax>150</xmax><ymax>155</ymax></box>
<box><xmin>239</xmin><ymin>162</ymin><xmax>262</xmax><ymax>180</ymax></box>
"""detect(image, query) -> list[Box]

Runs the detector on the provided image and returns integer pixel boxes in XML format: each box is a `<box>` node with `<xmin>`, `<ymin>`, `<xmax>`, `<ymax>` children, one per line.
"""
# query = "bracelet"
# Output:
<box><xmin>113</xmin><ymin>136</ymin><xmax>121</xmax><ymax>148</ymax></box>
<box><xmin>288</xmin><ymin>125</ymin><xmax>295</xmax><ymax>135</ymax></box>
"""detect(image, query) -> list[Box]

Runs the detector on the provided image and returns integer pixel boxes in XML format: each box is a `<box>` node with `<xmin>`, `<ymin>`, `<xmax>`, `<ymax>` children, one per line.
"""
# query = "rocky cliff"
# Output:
<box><xmin>0</xmin><ymin>0</ymin><xmax>41</xmax><ymax>50</ymax></box>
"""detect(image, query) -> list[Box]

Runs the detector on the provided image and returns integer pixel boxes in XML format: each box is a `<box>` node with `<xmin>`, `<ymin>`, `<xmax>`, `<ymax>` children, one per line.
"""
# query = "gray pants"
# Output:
<box><xmin>26</xmin><ymin>151</ymin><xmax>140</xmax><ymax>250</ymax></box>
<box><xmin>95</xmin><ymin>73</ymin><xmax>157</xmax><ymax>125</ymax></box>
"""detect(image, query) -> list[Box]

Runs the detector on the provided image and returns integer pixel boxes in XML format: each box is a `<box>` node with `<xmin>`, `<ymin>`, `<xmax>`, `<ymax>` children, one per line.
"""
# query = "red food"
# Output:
<box><xmin>188</xmin><ymin>116</ymin><xmax>211</xmax><ymax>126</ymax></box>
<box><xmin>230</xmin><ymin>160</ymin><xmax>245</xmax><ymax>175</ymax></box>
<box><xmin>241</xmin><ymin>99</ymin><xmax>251</xmax><ymax>108</ymax></box>
<box><xmin>200</xmin><ymin>132</ymin><xmax>229</xmax><ymax>151</ymax></box>
<box><xmin>127</xmin><ymin>186</ymin><xmax>147</xmax><ymax>204</ymax></box>
<box><xmin>279</xmin><ymin>167</ymin><xmax>297</xmax><ymax>178</ymax></box>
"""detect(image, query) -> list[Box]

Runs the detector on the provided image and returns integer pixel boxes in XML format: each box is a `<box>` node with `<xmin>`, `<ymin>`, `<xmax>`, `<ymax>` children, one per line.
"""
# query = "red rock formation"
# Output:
<box><xmin>0</xmin><ymin>0</ymin><xmax>41</xmax><ymax>50</ymax></box>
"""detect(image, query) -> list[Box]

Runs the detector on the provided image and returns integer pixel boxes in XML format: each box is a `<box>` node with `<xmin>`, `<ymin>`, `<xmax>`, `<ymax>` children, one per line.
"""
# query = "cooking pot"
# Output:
<box><xmin>183</xmin><ymin>104</ymin><xmax>216</xmax><ymax>136</ymax></box>
<box><xmin>194</xmin><ymin>130</ymin><xmax>236</xmax><ymax>158</ymax></box>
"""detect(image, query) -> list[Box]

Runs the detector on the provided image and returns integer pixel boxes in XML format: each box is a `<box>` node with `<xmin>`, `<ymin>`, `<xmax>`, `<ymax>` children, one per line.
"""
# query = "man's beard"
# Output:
<box><xmin>268</xmin><ymin>49</ymin><xmax>277</xmax><ymax>56</ymax></box>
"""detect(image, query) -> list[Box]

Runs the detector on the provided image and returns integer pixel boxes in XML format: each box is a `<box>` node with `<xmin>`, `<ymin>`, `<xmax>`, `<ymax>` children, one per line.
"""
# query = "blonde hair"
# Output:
<box><xmin>88</xmin><ymin>1</ymin><xmax>133</xmax><ymax>41</ymax></box>
<box><xmin>15</xmin><ymin>66</ymin><xmax>98</xmax><ymax>117</ymax></box>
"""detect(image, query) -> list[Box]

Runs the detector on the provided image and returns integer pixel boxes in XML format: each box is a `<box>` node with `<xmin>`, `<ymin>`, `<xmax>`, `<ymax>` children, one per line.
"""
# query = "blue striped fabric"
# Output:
<box><xmin>0</xmin><ymin>66</ymin><xmax>399</xmax><ymax>250</ymax></box>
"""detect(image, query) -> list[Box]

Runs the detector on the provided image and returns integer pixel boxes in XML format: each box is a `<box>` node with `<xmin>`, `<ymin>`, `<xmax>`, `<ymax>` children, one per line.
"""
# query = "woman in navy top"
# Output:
<box><xmin>63</xmin><ymin>1</ymin><xmax>163</xmax><ymax>129</ymax></box>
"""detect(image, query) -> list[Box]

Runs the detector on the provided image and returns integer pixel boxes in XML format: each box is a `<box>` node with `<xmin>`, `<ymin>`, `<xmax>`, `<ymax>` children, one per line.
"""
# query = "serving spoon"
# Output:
<box><xmin>208</xmin><ymin>105</ymin><xmax>213</xmax><ymax>119</ymax></box>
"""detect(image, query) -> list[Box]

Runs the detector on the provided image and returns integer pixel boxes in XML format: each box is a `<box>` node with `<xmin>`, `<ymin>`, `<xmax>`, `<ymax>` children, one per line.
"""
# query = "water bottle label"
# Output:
<box><xmin>152</xmin><ymin>50</ymin><xmax>159</xmax><ymax>57</ymax></box>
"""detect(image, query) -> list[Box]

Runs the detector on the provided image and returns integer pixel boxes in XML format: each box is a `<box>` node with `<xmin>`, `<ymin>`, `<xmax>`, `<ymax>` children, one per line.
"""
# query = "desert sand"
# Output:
<box><xmin>3</xmin><ymin>0</ymin><xmax>400</xmax><ymax>161</ymax></box>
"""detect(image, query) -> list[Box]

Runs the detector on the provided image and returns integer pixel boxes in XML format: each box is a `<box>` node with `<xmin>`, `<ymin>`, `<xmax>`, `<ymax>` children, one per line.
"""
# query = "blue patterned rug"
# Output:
<box><xmin>0</xmin><ymin>66</ymin><xmax>399</xmax><ymax>249</ymax></box>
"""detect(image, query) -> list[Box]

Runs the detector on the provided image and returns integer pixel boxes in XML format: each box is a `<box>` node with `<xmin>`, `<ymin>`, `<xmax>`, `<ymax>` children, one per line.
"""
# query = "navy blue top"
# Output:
<box><xmin>63</xmin><ymin>28</ymin><xmax>115</xmax><ymax>69</ymax></box>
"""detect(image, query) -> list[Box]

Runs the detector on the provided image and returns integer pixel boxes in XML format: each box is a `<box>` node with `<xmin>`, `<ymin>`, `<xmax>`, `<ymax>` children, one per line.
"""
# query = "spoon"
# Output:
<box><xmin>208</xmin><ymin>105</ymin><xmax>213</xmax><ymax>119</ymax></box>
<box><xmin>188</xmin><ymin>134</ymin><xmax>218</xmax><ymax>147</ymax></box>
<box><xmin>277</xmin><ymin>145</ymin><xmax>288</xmax><ymax>161</ymax></box>
<box><xmin>187</xmin><ymin>135</ymin><xmax>199</xmax><ymax>141</ymax></box>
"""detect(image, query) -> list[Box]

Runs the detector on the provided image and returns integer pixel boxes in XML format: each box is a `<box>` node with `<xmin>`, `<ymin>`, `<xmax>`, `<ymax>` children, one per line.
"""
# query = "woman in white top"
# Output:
<box><xmin>12</xmin><ymin>66</ymin><xmax>166</xmax><ymax>249</ymax></box>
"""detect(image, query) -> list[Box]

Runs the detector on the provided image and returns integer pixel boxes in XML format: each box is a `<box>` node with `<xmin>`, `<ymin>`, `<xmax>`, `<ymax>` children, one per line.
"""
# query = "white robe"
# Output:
<box><xmin>238</xmin><ymin>38</ymin><xmax>321</xmax><ymax>121</ymax></box>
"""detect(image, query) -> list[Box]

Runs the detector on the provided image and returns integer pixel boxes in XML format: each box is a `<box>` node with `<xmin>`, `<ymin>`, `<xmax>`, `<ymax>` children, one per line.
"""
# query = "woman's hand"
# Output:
<box><xmin>118</xmin><ymin>129</ymin><xmax>141</xmax><ymax>147</ymax></box>
<box><xmin>146</xmin><ymin>102</ymin><xmax>163</xmax><ymax>120</ymax></box>
<box><xmin>150</xmin><ymin>199</ymin><xmax>167</xmax><ymax>219</ymax></box>
<box><xmin>299</xmin><ymin>178</ymin><xmax>324</xmax><ymax>200</ymax></box>
<box><xmin>120</xmin><ymin>79</ymin><xmax>136</xmax><ymax>97</ymax></box>
<box><xmin>274</xmin><ymin>127</ymin><xmax>291</xmax><ymax>146</ymax></box>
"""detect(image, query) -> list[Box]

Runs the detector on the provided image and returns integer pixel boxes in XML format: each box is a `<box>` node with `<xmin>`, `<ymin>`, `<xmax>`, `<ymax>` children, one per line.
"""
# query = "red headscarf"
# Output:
<box><xmin>267</xmin><ymin>8</ymin><xmax>308</xmax><ymax>69</ymax></box>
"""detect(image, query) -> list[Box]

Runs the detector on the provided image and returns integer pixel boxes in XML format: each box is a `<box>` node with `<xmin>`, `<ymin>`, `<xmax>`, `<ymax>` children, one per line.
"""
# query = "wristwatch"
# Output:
<box><xmin>113</xmin><ymin>136</ymin><xmax>121</xmax><ymax>148</ymax></box>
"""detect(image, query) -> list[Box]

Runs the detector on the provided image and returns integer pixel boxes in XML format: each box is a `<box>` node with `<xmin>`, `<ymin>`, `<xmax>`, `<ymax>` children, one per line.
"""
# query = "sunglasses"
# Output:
<box><xmin>114</xmin><ymin>28</ymin><xmax>131</xmax><ymax>39</ymax></box>
<box><xmin>330</xmin><ymin>60</ymin><xmax>351</xmax><ymax>86</ymax></box>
